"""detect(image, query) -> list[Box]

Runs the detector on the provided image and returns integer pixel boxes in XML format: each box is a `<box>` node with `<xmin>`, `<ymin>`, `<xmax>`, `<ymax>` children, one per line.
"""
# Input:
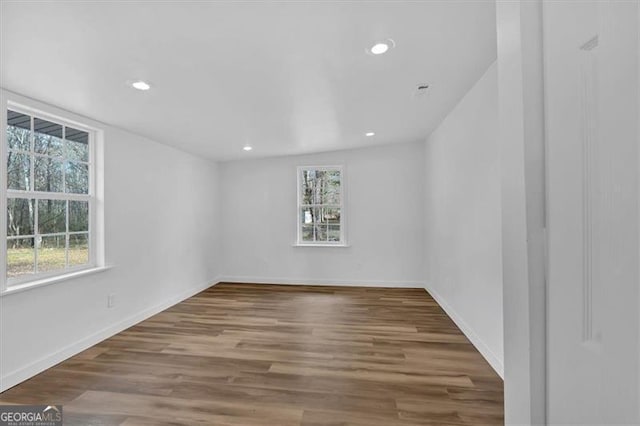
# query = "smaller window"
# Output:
<box><xmin>297</xmin><ymin>166</ymin><xmax>344</xmax><ymax>245</ymax></box>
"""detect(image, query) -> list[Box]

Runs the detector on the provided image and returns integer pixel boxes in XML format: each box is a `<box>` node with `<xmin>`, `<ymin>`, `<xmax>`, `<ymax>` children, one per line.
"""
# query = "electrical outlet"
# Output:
<box><xmin>107</xmin><ymin>293</ymin><xmax>116</xmax><ymax>308</ymax></box>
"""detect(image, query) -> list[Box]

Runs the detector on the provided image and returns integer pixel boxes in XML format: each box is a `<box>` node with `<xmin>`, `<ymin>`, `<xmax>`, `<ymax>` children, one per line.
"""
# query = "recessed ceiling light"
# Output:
<box><xmin>366</xmin><ymin>39</ymin><xmax>395</xmax><ymax>56</ymax></box>
<box><xmin>131</xmin><ymin>80</ymin><xmax>151</xmax><ymax>91</ymax></box>
<box><xmin>365</xmin><ymin>132</ymin><xmax>375</xmax><ymax>137</ymax></box>
<box><xmin>370</xmin><ymin>43</ymin><xmax>388</xmax><ymax>55</ymax></box>
<box><xmin>243</xmin><ymin>146</ymin><xmax>253</xmax><ymax>151</ymax></box>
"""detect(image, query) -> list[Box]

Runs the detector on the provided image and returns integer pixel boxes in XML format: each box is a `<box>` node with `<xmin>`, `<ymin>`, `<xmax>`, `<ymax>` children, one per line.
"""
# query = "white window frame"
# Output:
<box><xmin>296</xmin><ymin>165</ymin><xmax>347</xmax><ymax>247</ymax></box>
<box><xmin>1</xmin><ymin>101</ymin><xmax>101</xmax><ymax>293</ymax></box>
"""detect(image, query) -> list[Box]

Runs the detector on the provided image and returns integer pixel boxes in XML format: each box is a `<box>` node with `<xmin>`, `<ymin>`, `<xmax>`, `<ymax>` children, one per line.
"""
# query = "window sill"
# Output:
<box><xmin>292</xmin><ymin>243</ymin><xmax>351</xmax><ymax>248</ymax></box>
<box><xmin>1</xmin><ymin>266</ymin><xmax>112</xmax><ymax>297</ymax></box>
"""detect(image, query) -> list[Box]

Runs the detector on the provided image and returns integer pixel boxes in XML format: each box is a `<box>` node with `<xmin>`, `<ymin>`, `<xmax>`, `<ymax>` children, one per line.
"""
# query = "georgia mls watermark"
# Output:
<box><xmin>0</xmin><ymin>405</ymin><xmax>62</xmax><ymax>426</ymax></box>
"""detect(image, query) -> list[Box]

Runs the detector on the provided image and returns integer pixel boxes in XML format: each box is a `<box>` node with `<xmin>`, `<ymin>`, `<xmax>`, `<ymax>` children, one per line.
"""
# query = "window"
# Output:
<box><xmin>297</xmin><ymin>166</ymin><xmax>344</xmax><ymax>245</ymax></box>
<box><xmin>4</xmin><ymin>106</ymin><xmax>94</xmax><ymax>287</ymax></box>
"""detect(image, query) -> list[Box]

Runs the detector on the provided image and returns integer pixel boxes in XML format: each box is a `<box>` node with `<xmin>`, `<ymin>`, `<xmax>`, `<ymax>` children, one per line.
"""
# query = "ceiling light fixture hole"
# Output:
<box><xmin>366</xmin><ymin>39</ymin><xmax>395</xmax><ymax>56</ymax></box>
<box><xmin>131</xmin><ymin>80</ymin><xmax>151</xmax><ymax>91</ymax></box>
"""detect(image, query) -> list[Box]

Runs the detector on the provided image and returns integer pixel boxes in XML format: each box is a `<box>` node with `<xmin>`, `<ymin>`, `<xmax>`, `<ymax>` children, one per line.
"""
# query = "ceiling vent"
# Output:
<box><xmin>413</xmin><ymin>84</ymin><xmax>430</xmax><ymax>97</ymax></box>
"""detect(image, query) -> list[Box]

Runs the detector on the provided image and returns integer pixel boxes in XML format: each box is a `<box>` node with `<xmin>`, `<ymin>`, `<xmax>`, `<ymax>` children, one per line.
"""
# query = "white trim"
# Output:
<box><xmin>424</xmin><ymin>282</ymin><xmax>504</xmax><ymax>379</ymax></box>
<box><xmin>292</xmin><ymin>243</ymin><xmax>351</xmax><ymax>247</ymax></box>
<box><xmin>219</xmin><ymin>275</ymin><xmax>424</xmax><ymax>288</ymax></box>
<box><xmin>0</xmin><ymin>278</ymin><xmax>220</xmax><ymax>393</ymax></box>
<box><xmin>0</xmin><ymin>103</ymin><xmax>7</xmax><ymax>293</ymax></box>
<box><xmin>637</xmin><ymin>7</ymin><xmax>640</xmax><ymax>422</ymax></box>
<box><xmin>0</xmin><ymin>266</ymin><xmax>112</xmax><ymax>297</ymax></box>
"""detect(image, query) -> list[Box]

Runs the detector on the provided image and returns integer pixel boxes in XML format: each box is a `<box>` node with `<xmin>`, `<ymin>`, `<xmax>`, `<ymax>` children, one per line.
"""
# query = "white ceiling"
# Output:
<box><xmin>1</xmin><ymin>1</ymin><xmax>496</xmax><ymax>161</ymax></box>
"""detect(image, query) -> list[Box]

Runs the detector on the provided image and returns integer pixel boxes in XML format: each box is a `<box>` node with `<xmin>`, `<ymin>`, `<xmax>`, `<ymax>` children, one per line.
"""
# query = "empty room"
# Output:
<box><xmin>0</xmin><ymin>1</ymin><xmax>639</xmax><ymax>425</ymax></box>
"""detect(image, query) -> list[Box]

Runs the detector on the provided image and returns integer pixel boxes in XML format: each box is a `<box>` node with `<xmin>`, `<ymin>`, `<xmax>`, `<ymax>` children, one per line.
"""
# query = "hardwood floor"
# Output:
<box><xmin>0</xmin><ymin>283</ymin><xmax>504</xmax><ymax>425</ymax></box>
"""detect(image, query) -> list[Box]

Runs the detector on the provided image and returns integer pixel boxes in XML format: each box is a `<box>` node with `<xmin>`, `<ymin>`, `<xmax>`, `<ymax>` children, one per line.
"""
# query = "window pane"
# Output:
<box><xmin>7</xmin><ymin>237</ymin><xmax>35</xmax><ymax>278</ymax></box>
<box><xmin>66</xmin><ymin>127</ymin><xmax>89</xmax><ymax>162</ymax></box>
<box><xmin>301</xmin><ymin>217</ymin><xmax>330</xmax><ymax>242</ymax></box>
<box><xmin>34</xmin><ymin>118</ymin><xmax>64</xmax><ymax>157</ymax></box>
<box><xmin>300</xmin><ymin>207</ymin><xmax>312</xmax><ymax>225</ymax></box>
<box><xmin>7</xmin><ymin>110</ymin><xmax>31</xmax><ymax>151</ymax></box>
<box><xmin>328</xmin><ymin>225</ymin><xmax>341</xmax><ymax>242</ymax></box>
<box><xmin>321</xmin><ymin>170</ymin><xmax>341</xmax><ymax>204</ymax></box>
<box><xmin>300</xmin><ymin>169</ymin><xmax>341</xmax><ymax>206</ymax></box>
<box><xmin>314</xmin><ymin>224</ymin><xmax>328</xmax><ymax>241</ymax></box>
<box><xmin>321</xmin><ymin>207</ymin><xmax>341</xmax><ymax>224</ymax></box>
<box><xmin>301</xmin><ymin>170</ymin><xmax>315</xmax><ymax>205</ymax></box>
<box><xmin>314</xmin><ymin>170</ymin><xmax>327</xmax><ymax>205</ymax></box>
<box><xmin>7</xmin><ymin>151</ymin><xmax>30</xmax><ymax>190</ymax></box>
<box><xmin>69</xmin><ymin>200</ymin><xmax>89</xmax><ymax>232</ymax></box>
<box><xmin>312</xmin><ymin>170</ymin><xmax>324</xmax><ymax>204</ymax></box>
<box><xmin>300</xmin><ymin>207</ymin><xmax>322</xmax><ymax>225</ymax></box>
<box><xmin>301</xmin><ymin>225</ymin><xmax>314</xmax><ymax>242</ymax></box>
<box><xmin>7</xmin><ymin>198</ymin><xmax>34</xmax><ymax>236</ymax></box>
<box><xmin>69</xmin><ymin>233</ymin><xmax>89</xmax><ymax>266</ymax></box>
<box><xmin>313</xmin><ymin>170</ymin><xmax>326</xmax><ymax>204</ymax></box>
<box><xmin>65</xmin><ymin>161</ymin><xmax>89</xmax><ymax>194</ymax></box>
<box><xmin>38</xmin><ymin>199</ymin><xmax>66</xmax><ymax>234</ymax></box>
<box><xmin>37</xmin><ymin>235</ymin><xmax>66</xmax><ymax>272</ymax></box>
<box><xmin>34</xmin><ymin>156</ymin><xmax>64</xmax><ymax>192</ymax></box>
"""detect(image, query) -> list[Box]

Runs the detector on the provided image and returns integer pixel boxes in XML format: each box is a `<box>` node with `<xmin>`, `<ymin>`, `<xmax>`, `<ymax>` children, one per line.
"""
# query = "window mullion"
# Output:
<box><xmin>33</xmin><ymin>232</ymin><xmax>66</xmax><ymax>238</ymax></box>
<box><xmin>62</xmin><ymin>125</ymin><xmax>66</xmax><ymax>194</ymax></box>
<box><xmin>65</xmin><ymin>200</ymin><xmax>69</xmax><ymax>268</ymax></box>
<box><xmin>34</xmin><ymin>195</ymin><xmax>39</xmax><ymax>274</ymax></box>
<box><xmin>7</xmin><ymin>235</ymin><xmax>35</xmax><ymax>240</ymax></box>
<box><xmin>1</xmin><ymin>106</ymin><xmax>6</xmax><ymax>291</ymax></box>
<box><xmin>6</xmin><ymin>190</ymin><xmax>90</xmax><ymax>201</ymax></box>
<box><xmin>29</xmin><ymin>115</ymin><xmax>34</xmax><ymax>192</ymax></box>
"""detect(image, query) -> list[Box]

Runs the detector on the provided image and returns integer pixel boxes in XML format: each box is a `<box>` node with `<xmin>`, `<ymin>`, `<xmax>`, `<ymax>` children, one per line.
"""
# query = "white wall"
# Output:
<box><xmin>0</xmin><ymin>89</ymin><xmax>222</xmax><ymax>392</ymax></box>
<box><xmin>543</xmin><ymin>1</ymin><xmax>639</xmax><ymax>424</ymax></box>
<box><xmin>219</xmin><ymin>142</ymin><xmax>425</xmax><ymax>287</ymax></box>
<box><xmin>423</xmin><ymin>62</ymin><xmax>504</xmax><ymax>376</ymax></box>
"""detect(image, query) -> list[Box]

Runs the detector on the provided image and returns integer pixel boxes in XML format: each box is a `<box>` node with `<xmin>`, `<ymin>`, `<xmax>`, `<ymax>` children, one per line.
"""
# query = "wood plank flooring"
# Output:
<box><xmin>0</xmin><ymin>283</ymin><xmax>504</xmax><ymax>425</ymax></box>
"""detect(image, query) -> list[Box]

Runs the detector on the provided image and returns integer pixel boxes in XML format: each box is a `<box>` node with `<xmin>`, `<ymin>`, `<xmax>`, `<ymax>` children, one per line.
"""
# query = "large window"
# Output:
<box><xmin>297</xmin><ymin>166</ymin><xmax>344</xmax><ymax>245</ymax></box>
<box><xmin>4</xmin><ymin>107</ymin><xmax>94</xmax><ymax>287</ymax></box>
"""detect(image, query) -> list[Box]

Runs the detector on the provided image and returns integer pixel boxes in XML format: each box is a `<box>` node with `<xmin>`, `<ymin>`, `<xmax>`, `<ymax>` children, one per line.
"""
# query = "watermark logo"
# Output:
<box><xmin>0</xmin><ymin>405</ymin><xmax>62</xmax><ymax>426</ymax></box>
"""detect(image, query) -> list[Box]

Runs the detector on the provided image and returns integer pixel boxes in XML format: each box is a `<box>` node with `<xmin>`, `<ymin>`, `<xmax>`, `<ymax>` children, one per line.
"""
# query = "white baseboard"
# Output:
<box><xmin>218</xmin><ymin>275</ymin><xmax>425</xmax><ymax>288</ymax></box>
<box><xmin>424</xmin><ymin>283</ymin><xmax>504</xmax><ymax>379</ymax></box>
<box><xmin>0</xmin><ymin>278</ymin><xmax>220</xmax><ymax>393</ymax></box>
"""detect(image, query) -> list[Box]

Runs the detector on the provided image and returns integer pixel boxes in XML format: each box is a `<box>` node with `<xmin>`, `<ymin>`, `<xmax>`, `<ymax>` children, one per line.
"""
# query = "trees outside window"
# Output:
<box><xmin>297</xmin><ymin>166</ymin><xmax>344</xmax><ymax>245</ymax></box>
<box><xmin>5</xmin><ymin>108</ymin><xmax>93</xmax><ymax>285</ymax></box>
